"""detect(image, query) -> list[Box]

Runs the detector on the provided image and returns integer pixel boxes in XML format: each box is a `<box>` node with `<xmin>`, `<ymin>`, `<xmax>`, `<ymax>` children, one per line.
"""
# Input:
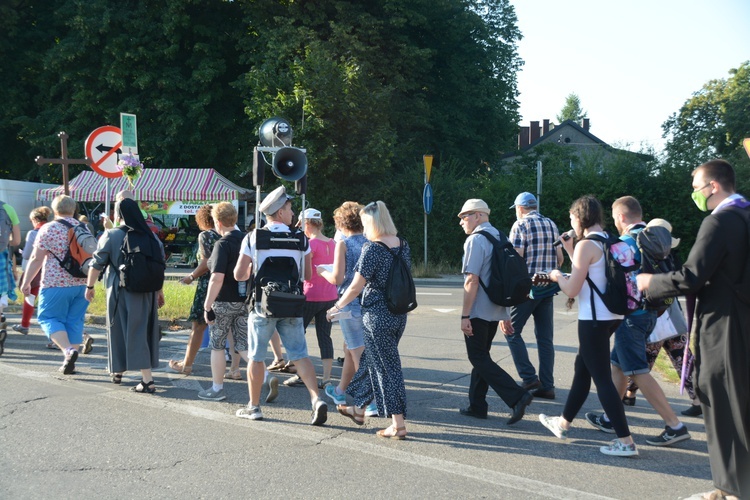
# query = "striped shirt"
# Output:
<box><xmin>509</xmin><ymin>211</ymin><xmax>560</xmax><ymax>275</ymax></box>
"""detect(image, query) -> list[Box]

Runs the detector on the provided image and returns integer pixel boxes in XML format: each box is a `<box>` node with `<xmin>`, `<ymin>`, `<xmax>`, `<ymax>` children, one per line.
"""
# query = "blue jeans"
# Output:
<box><xmin>610</xmin><ymin>310</ymin><xmax>657</xmax><ymax>376</ymax></box>
<box><xmin>248</xmin><ymin>313</ymin><xmax>309</xmax><ymax>362</ymax></box>
<box><xmin>338</xmin><ymin>299</ymin><xmax>364</xmax><ymax>350</ymax></box>
<box><xmin>508</xmin><ymin>296</ymin><xmax>555</xmax><ymax>390</ymax></box>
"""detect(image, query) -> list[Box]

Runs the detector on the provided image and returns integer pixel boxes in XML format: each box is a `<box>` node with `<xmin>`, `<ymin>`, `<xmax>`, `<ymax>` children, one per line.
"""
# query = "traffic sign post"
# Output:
<box><xmin>120</xmin><ymin>113</ymin><xmax>138</xmax><ymax>155</ymax></box>
<box><xmin>85</xmin><ymin>125</ymin><xmax>124</xmax><ymax>178</ymax></box>
<box><xmin>423</xmin><ymin>155</ymin><xmax>434</xmax><ymax>272</ymax></box>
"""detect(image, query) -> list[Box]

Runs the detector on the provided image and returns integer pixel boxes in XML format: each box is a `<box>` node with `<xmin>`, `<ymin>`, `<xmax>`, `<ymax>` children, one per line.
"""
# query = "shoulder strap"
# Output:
<box><xmin>55</xmin><ymin>218</ymin><xmax>74</xmax><ymax>229</ymax></box>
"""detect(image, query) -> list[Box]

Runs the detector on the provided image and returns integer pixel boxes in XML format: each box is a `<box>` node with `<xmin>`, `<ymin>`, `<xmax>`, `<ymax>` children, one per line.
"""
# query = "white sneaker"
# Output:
<box><xmin>265</xmin><ymin>376</ymin><xmax>279</xmax><ymax>404</ymax></box>
<box><xmin>539</xmin><ymin>414</ymin><xmax>568</xmax><ymax>440</ymax></box>
<box><xmin>236</xmin><ymin>405</ymin><xmax>263</xmax><ymax>420</ymax></box>
<box><xmin>311</xmin><ymin>399</ymin><xmax>328</xmax><ymax>426</ymax></box>
<box><xmin>600</xmin><ymin>439</ymin><xmax>638</xmax><ymax>457</ymax></box>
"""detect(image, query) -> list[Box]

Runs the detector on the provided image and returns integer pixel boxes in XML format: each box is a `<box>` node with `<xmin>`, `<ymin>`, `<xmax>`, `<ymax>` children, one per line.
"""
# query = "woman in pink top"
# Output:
<box><xmin>295</xmin><ymin>208</ymin><xmax>338</xmax><ymax>387</ymax></box>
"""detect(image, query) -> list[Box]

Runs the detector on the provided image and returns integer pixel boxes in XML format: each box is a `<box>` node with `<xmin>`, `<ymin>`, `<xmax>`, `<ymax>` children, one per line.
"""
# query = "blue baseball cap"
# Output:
<box><xmin>509</xmin><ymin>192</ymin><xmax>537</xmax><ymax>209</ymax></box>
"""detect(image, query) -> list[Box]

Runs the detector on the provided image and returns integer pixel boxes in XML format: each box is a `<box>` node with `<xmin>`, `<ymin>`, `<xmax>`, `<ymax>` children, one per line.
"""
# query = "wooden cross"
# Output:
<box><xmin>35</xmin><ymin>131</ymin><xmax>92</xmax><ymax>195</ymax></box>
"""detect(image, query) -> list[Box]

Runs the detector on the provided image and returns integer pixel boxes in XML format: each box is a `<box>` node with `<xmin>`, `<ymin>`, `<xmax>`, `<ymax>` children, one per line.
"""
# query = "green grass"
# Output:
<box><xmin>83</xmin><ymin>280</ymin><xmax>196</xmax><ymax>322</ymax></box>
<box><xmin>412</xmin><ymin>260</ymin><xmax>461</xmax><ymax>278</ymax></box>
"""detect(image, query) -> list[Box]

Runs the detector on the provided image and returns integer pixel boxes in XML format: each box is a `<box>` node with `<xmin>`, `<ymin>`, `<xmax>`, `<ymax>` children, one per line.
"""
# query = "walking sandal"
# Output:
<box><xmin>376</xmin><ymin>425</ymin><xmax>407</xmax><ymax>440</ymax></box>
<box><xmin>131</xmin><ymin>379</ymin><xmax>156</xmax><ymax>394</ymax></box>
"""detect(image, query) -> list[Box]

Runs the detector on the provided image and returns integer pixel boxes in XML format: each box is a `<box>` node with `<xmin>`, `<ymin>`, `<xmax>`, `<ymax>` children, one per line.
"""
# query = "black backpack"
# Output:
<box><xmin>252</xmin><ymin>228</ymin><xmax>308</xmax><ymax>317</ymax></box>
<box><xmin>118</xmin><ymin>229</ymin><xmax>166</xmax><ymax>293</ymax></box>
<box><xmin>635</xmin><ymin>225</ymin><xmax>678</xmax><ymax>313</ymax></box>
<box><xmin>375</xmin><ymin>239</ymin><xmax>417</xmax><ymax>315</ymax></box>
<box><xmin>475</xmin><ymin>230</ymin><xmax>531</xmax><ymax>307</ymax></box>
<box><xmin>584</xmin><ymin>233</ymin><xmax>642</xmax><ymax>319</ymax></box>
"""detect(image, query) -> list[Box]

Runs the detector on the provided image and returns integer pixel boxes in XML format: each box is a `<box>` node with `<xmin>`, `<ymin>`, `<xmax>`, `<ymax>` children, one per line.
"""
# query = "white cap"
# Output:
<box><xmin>301</xmin><ymin>208</ymin><xmax>322</xmax><ymax>219</ymax></box>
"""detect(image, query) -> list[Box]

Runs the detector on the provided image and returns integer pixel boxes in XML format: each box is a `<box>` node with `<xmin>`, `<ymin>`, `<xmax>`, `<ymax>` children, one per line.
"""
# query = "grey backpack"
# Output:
<box><xmin>0</xmin><ymin>202</ymin><xmax>12</xmax><ymax>251</ymax></box>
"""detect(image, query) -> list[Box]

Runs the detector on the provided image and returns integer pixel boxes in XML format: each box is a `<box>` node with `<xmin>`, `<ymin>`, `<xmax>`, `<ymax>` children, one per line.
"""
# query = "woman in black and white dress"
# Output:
<box><xmin>328</xmin><ymin>201</ymin><xmax>409</xmax><ymax>440</ymax></box>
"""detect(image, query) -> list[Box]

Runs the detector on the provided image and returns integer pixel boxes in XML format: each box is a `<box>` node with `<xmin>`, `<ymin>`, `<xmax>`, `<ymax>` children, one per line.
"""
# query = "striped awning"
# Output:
<box><xmin>36</xmin><ymin>169</ymin><xmax>254</xmax><ymax>202</ymax></box>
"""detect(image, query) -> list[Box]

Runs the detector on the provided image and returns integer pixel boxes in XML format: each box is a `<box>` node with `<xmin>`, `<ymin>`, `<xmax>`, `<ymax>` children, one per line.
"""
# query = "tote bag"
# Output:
<box><xmin>647</xmin><ymin>299</ymin><xmax>688</xmax><ymax>344</ymax></box>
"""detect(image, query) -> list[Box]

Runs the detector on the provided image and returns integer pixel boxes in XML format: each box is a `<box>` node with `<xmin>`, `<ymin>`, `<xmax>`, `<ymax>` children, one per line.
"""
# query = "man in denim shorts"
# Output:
<box><xmin>233</xmin><ymin>185</ymin><xmax>327</xmax><ymax>425</ymax></box>
<box><xmin>585</xmin><ymin>196</ymin><xmax>690</xmax><ymax>447</ymax></box>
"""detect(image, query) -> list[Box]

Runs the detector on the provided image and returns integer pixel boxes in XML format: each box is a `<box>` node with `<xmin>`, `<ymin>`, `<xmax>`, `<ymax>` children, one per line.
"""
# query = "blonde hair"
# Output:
<box><xmin>360</xmin><ymin>201</ymin><xmax>397</xmax><ymax>239</ymax></box>
<box><xmin>211</xmin><ymin>202</ymin><xmax>237</xmax><ymax>227</ymax></box>
<box><xmin>51</xmin><ymin>195</ymin><xmax>77</xmax><ymax>216</ymax></box>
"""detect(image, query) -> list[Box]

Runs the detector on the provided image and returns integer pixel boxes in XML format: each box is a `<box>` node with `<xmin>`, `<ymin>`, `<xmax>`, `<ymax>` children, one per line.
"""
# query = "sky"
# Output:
<box><xmin>511</xmin><ymin>0</ymin><xmax>750</xmax><ymax>154</ymax></box>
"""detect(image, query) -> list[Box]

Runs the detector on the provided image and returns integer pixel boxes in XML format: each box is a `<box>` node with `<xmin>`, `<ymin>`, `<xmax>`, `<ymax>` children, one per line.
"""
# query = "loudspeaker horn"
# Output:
<box><xmin>272</xmin><ymin>147</ymin><xmax>307</xmax><ymax>181</ymax></box>
<box><xmin>252</xmin><ymin>147</ymin><xmax>264</xmax><ymax>187</ymax></box>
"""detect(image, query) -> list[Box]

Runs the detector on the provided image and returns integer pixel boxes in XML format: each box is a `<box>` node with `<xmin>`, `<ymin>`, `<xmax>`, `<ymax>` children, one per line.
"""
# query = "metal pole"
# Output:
<box><xmin>105</xmin><ymin>178</ymin><xmax>111</xmax><ymax>220</ymax></box>
<box><xmin>536</xmin><ymin>160</ymin><xmax>542</xmax><ymax>212</ymax></box>
<box><xmin>254</xmin><ymin>185</ymin><xmax>261</xmax><ymax>315</ymax></box>
<box><xmin>424</xmin><ymin>211</ymin><xmax>427</xmax><ymax>273</ymax></box>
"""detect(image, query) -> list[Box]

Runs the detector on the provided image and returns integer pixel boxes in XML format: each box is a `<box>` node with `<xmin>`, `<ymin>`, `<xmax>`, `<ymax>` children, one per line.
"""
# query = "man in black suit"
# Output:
<box><xmin>638</xmin><ymin>159</ymin><xmax>750</xmax><ymax>500</ymax></box>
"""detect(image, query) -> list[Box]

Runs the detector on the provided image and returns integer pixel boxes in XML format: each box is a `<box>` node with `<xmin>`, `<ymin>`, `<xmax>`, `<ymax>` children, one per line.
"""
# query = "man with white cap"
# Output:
<box><xmin>233</xmin><ymin>185</ymin><xmax>328</xmax><ymax>425</ymax></box>
<box><xmin>458</xmin><ymin>198</ymin><xmax>533</xmax><ymax>425</ymax></box>
<box><xmin>622</xmin><ymin>217</ymin><xmax>702</xmax><ymax>417</ymax></box>
<box><xmin>585</xmin><ymin>196</ymin><xmax>690</xmax><ymax>448</ymax></box>
<box><xmin>507</xmin><ymin>192</ymin><xmax>563</xmax><ymax>399</ymax></box>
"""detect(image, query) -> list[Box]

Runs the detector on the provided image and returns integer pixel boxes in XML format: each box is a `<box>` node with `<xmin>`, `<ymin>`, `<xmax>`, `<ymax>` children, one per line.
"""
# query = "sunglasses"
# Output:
<box><xmin>459</xmin><ymin>212</ymin><xmax>476</xmax><ymax>220</ymax></box>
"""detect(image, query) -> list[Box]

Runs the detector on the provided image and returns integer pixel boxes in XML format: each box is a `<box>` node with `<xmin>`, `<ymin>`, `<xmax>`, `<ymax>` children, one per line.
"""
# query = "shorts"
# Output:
<box><xmin>37</xmin><ymin>286</ymin><xmax>88</xmax><ymax>344</ymax></box>
<box><xmin>610</xmin><ymin>310</ymin><xmax>657</xmax><ymax>376</ymax></box>
<box><xmin>248</xmin><ymin>312</ymin><xmax>308</xmax><ymax>363</ymax></box>
<box><xmin>209</xmin><ymin>301</ymin><xmax>248</xmax><ymax>352</ymax></box>
<box><xmin>338</xmin><ymin>299</ymin><xmax>364</xmax><ymax>350</ymax></box>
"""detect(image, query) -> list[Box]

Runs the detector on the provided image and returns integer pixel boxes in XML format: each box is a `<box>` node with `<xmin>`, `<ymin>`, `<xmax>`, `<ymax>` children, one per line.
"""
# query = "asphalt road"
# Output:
<box><xmin>0</xmin><ymin>282</ymin><xmax>713</xmax><ymax>499</ymax></box>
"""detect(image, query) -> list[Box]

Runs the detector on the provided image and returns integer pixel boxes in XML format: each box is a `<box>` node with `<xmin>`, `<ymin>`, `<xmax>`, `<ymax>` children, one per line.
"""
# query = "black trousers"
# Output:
<box><xmin>464</xmin><ymin>317</ymin><xmax>526</xmax><ymax>413</ymax></box>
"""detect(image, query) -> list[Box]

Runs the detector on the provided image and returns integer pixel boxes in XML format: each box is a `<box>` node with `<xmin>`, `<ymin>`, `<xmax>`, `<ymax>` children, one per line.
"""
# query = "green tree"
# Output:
<box><xmin>556</xmin><ymin>93</ymin><xmax>588</xmax><ymax>124</ymax></box>
<box><xmin>6</xmin><ymin>0</ymin><xmax>250</xmax><ymax>182</ymax></box>
<box><xmin>235</xmin><ymin>0</ymin><xmax>523</xmax><ymax>217</ymax></box>
<box><xmin>662</xmin><ymin>61</ymin><xmax>750</xmax><ymax>183</ymax></box>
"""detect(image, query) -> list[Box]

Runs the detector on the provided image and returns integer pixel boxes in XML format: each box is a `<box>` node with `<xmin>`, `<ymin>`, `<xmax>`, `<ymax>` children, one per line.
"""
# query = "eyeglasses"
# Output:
<box><xmin>459</xmin><ymin>212</ymin><xmax>476</xmax><ymax>220</ymax></box>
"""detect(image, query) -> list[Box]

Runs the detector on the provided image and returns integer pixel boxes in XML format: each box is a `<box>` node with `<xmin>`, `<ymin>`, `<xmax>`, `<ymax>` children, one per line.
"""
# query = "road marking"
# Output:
<box><xmin>433</xmin><ymin>308</ymin><xmax>457</xmax><ymax>313</ymax></box>
<box><xmin>0</xmin><ymin>362</ymin><xmax>614</xmax><ymax>500</ymax></box>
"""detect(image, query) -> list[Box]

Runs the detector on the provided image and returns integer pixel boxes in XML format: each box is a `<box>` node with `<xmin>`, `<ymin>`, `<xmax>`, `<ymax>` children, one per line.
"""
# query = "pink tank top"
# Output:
<box><xmin>303</xmin><ymin>237</ymin><xmax>339</xmax><ymax>301</ymax></box>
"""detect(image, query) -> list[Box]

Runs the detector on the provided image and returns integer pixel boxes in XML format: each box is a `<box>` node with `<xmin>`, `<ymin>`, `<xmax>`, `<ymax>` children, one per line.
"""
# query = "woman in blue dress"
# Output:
<box><xmin>327</xmin><ymin>201</ymin><xmax>410</xmax><ymax>440</ymax></box>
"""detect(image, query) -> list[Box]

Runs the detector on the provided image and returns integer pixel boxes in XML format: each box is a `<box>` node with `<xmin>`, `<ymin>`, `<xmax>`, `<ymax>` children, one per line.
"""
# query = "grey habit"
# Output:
<box><xmin>91</xmin><ymin>227</ymin><xmax>162</xmax><ymax>374</ymax></box>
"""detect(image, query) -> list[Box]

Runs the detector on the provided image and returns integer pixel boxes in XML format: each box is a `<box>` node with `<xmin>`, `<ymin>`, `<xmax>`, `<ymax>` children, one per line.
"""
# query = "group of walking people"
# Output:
<box><xmin>1</xmin><ymin>158</ymin><xmax>747</xmax><ymax>499</ymax></box>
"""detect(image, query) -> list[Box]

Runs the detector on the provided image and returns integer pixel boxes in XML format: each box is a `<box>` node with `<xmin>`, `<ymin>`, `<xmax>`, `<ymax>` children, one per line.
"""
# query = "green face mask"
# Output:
<box><xmin>691</xmin><ymin>183</ymin><xmax>713</xmax><ymax>212</ymax></box>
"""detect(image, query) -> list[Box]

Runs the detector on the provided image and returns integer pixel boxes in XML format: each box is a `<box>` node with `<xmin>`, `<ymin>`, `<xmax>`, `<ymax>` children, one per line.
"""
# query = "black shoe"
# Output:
<box><xmin>507</xmin><ymin>392</ymin><xmax>533</xmax><ymax>425</ymax></box>
<box><xmin>60</xmin><ymin>349</ymin><xmax>78</xmax><ymax>375</ymax></box>
<box><xmin>459</xmin><ymin>406</ymin><xmax>487</xmax><ymax>419</ymax></box>
<box><xmin>622</xmin><ymin>396</ymin><xmax>636</xmax><ymax>406</ymax></box>
<box><xmin>532</xmin><ymin>388</ymin><xmax>555</xmax><ymax>400</ymax></box>
<box><xmin>681</xmin><ymin>405</ymin><xmax>703</xmax><ymax>417</ymax></box>
<box><xmin>522</xmin><ymin>379</ymin><xmax>541</xmax><ymax>391</ymax></box>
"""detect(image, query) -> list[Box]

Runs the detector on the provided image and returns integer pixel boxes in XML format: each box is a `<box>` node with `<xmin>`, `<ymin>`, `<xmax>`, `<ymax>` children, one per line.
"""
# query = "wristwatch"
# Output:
<box><xmin>461</xmin><ymin>315</ymin><xmax>470</xmax><ymax>319</ymax></box>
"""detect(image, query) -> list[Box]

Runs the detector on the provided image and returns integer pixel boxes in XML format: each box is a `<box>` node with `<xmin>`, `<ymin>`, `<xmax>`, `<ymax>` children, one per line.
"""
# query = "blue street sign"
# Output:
<box><xmin>423</xmin><ymin>182</ymin><xmax>433</xmax><ymax>214</ymax></box>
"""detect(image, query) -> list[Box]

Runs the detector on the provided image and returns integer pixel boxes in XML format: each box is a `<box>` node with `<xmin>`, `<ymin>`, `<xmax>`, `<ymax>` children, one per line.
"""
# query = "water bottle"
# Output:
<box><xmin>238</xmin><ymin>279</ymin><xmax>247</xmax><ymax>298</ymax></box>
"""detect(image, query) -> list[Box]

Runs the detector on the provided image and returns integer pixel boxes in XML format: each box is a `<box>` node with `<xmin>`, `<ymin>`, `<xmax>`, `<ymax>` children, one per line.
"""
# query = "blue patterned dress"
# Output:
<box><xmin>346</xmin><ymin>240</ymin><xmax>410</xmax><ymax>417</ymax></box>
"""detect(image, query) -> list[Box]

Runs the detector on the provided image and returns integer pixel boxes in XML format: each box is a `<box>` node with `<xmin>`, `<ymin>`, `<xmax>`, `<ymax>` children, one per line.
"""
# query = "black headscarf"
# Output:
<box><xmin>118</xmin><ymin>198</ymin><xmax>160</xmax><ymax>259</ymax></box>
<box><xmin>118</xmin><ymin>198</ymin><xmax>151</xmax><ymax>235</ymax></box>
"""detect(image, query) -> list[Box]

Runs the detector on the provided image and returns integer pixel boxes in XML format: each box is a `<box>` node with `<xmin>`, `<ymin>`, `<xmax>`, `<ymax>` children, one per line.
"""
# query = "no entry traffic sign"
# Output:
<box><xmin>85</xmin><ymin>125</ymin><xmax>123</xmax><ymax>178</ymax></box>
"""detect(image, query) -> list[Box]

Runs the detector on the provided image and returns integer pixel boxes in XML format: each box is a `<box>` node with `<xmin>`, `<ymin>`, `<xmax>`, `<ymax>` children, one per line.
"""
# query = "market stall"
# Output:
<box><xmin>36</xmin><ymin>168</ymin><xmax>254</xmax><ymax>266</ymax></box>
